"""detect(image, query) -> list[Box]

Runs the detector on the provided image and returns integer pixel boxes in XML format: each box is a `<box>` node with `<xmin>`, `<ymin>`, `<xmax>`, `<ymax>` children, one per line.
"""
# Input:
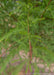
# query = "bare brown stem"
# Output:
<box><xmin>27</xmin><ymin>8</ymin><xmax>32</xmax><ymax>74</ymax></box>
<box><xmin>27</xmin><ymin>12</ymin><xmax>32</xmax><ymax>64</ymax></box>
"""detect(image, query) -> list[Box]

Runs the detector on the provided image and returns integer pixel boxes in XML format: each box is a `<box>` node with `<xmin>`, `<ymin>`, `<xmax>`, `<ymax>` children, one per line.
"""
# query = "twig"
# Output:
<box><xmin>41</xmin><ymin>0</ymin><xmax>52</xmax><ymax>18</ymax></box>
<box><xmin>38</xmin><ymin>0</ymin><xmax>52</xmax><ymax>32</ymax></box>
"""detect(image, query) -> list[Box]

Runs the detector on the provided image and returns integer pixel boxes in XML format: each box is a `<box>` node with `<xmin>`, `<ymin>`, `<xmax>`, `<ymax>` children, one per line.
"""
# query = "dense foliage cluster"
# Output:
<box><xmin>0</xmin><ymin>0</ymin><xmax>54</xmax><ymax>74</ymax></box>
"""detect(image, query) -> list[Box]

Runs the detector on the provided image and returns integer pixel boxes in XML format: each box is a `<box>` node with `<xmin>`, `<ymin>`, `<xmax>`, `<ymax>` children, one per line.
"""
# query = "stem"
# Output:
<box><xmin>28</xmin><ymin>66</ymin><xmax>31</xmax><ymax>75</ymax></box>
<box><xmin>27</xmin><ymin>12</ymin><xmax>32</xmax><ymax>64</ymax></box>
<box><xmin>27</xmin><ymin>7</ymin><xmax>32</xmax><ymax>75</ymax></box>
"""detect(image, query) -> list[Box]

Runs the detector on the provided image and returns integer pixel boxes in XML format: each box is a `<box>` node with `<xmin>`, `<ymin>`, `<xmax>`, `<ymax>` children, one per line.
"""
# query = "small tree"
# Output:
<box><xmin>0</xmin><ymin>0</ymin><xmax>54</xmax><ymax>74</ymax></box>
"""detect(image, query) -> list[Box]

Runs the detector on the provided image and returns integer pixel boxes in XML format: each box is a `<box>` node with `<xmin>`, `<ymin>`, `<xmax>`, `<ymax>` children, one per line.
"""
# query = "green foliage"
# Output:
<box><xmin>0</xmin><ymin>0</ymin><xmax>54</xmax><ymax>74</ymax></box>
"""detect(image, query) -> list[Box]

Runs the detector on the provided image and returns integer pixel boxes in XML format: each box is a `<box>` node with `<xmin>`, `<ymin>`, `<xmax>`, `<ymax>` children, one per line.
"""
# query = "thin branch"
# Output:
<box><xmin>41</xmin><ymin>0</ymin><xmax>52</xmax><ymax>18</ymax></box>
<box><xmin>45</xmin><ymin>17</ymin><xmax>54</xmax><ymax>20</ymax></box>
<box><xmin>38</xmin><ymin>0</ymin><xmax>52</xmax><ymax>31</ymax></box>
